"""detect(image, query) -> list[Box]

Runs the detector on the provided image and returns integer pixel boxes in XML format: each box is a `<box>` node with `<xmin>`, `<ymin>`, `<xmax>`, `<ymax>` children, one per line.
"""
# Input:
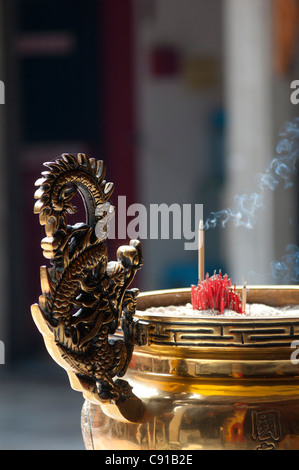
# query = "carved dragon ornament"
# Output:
<box><xmin>31</xmin><ymin>154</ymin><xmax>144</xmax><ymax>422</ymax></box>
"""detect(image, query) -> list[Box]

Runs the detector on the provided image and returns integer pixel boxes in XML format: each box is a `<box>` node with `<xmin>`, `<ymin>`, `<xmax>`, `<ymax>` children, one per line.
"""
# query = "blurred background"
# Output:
<box><xmin>0</xmin><ymin>0</ymin><xmax>298</xmax><ymax>449</ymax></box>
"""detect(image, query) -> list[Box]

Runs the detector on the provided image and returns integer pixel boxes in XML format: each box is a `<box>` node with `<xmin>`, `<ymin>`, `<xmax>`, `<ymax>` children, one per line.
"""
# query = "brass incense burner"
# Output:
<box><xmin>31</xmin><ymin>155</ymin><xmax>299</xmax><ymax>450</ymax></box>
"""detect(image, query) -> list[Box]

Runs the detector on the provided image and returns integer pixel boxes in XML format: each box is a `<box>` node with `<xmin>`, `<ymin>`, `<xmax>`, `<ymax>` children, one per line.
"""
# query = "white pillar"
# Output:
<box><xmin>223</xmin><ymin>0</ymin><xmax>274</xmax><ymax>284</ymax></box>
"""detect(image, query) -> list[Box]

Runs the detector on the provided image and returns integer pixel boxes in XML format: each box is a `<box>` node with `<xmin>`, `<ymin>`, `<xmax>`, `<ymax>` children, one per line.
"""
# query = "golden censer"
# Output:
<box><xmin>31</xmin><ymin>154</ymin><xmax>299</xmax><ymax>450</ymax></box>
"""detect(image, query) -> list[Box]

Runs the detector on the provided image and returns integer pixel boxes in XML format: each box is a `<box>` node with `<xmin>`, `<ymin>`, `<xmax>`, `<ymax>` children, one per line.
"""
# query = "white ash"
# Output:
<box><xmin>139</xmin><ymin>303</ymin><xmax>299</xmax><ymax>318</ymax></box>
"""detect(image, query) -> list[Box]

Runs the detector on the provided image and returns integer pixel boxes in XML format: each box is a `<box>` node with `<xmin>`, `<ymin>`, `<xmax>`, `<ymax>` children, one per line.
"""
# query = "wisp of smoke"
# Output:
<box><xmin>204</xmin><ymin>117</ymin><xmax>299</xmax><ymax>284</ymax></box>
<box><xmin>271</xmin><ymin>244</ymin><xmax>299</xmax><ymax>284</ymax></box>
<box><xmin>204</xmin><ymin>117</ymin><xmax>299</xmax><ymax>230</ymax></box>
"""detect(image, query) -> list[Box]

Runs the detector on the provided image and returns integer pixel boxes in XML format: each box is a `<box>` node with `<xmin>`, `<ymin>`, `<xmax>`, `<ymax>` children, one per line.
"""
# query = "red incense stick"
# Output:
<box><xmin>191</xmin><ymin>271</ymin><xmax>244</xmax><ymax>314</ymax></box>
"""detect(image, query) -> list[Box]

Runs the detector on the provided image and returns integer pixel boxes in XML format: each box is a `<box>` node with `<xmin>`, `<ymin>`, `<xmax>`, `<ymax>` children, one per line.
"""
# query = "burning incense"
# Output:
<box><xmin>193</xmin><ymin>217</ymin><xmax>244</xmax><ymax>315</ymax></box>
<box><xmin>198</xmin><ymin>219</ymin><xmax>205</xmax><ymax>281</ymax></box>
<box><xmin>191</xmin><ymin>271</ymin><xmax>244</xmax><ymax>315</ymax></box>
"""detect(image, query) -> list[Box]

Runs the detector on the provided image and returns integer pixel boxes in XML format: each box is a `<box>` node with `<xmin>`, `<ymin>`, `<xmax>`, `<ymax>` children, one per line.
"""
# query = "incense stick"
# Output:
<box><xmin>198</xmin><ymin>219</ymin><xmax>205</xmax><ymax>281</ymax></box>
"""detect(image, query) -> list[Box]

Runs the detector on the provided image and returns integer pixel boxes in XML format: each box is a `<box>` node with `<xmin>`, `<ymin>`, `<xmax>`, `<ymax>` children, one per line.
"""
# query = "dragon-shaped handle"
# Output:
<box><xmin>31</xmin><ymin>153</ymin><xmax>144</xmax><ymax>423</ymax></box>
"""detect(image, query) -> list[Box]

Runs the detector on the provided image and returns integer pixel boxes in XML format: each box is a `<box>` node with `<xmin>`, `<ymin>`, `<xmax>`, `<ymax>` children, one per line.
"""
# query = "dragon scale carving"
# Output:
<box><xmin>31</xmin><ymin>154</ymin><xmax>143</xmax><ymax>414</ymax></box>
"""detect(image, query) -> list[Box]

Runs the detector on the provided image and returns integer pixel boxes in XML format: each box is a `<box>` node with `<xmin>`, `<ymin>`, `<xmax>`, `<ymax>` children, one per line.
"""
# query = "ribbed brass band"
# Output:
<box><xmin>130</xmin><ymin>349</ymin><xmax>299</xmax><ymax>379</ymax></box>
